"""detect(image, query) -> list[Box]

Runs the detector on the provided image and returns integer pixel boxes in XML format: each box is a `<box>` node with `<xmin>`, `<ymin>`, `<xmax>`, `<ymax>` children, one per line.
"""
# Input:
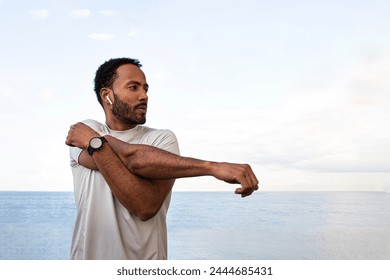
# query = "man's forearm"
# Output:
<box><xmin>105</xmin><ymin>135</ymin><xmax>215</xmax><ymax>180</ymax></box>
<box><xmin>87</xmin><ymin>141</ymin><xmax>174</xmax><ymax>221</ymax></box>
<box><xmin>105</xmin><ymin>135</ymin><xmax>260</xmax><ymax>198</ymax></box>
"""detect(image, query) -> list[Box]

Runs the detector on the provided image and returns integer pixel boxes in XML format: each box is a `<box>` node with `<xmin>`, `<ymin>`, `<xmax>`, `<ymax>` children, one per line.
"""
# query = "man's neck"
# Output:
<box><xmin>105</xmin><ymin>119</ymin><xmax>137</xmax><ymax>131</ymax></box>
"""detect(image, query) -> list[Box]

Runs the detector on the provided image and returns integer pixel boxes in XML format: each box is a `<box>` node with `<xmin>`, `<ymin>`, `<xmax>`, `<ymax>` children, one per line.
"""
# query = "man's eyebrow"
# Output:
<box><xmin>125</xmin><ymin>80</ymin><xmax>149</xmax><ymax>87</ymax></box>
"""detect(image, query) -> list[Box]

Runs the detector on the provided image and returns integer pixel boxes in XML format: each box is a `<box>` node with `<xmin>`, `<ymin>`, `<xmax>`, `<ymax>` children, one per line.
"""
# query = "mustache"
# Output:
<box><xmin>134</xmin><ymin>102</ymin><xmax>148</xmax><ymax>109</ymax></box>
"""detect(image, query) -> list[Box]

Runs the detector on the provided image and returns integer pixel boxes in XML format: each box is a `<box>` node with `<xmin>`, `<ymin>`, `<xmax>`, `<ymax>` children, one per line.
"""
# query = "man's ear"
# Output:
<box><xmin>100</xmin><ymin>88</ymin><xmax>113</xmax><ymax>105</ymax></box>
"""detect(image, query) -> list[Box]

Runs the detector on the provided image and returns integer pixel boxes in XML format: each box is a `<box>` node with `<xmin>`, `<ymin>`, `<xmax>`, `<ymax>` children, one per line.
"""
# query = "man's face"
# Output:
<box><xmin>110</xmin><ymin>64</ymin><xmax>149</xmax><ymax>127</ymax></box>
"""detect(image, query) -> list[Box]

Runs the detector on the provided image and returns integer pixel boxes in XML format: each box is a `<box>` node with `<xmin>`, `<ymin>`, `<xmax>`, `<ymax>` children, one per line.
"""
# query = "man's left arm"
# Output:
<box><xmin>66</xmin><ymin>122</ymin><xmax>259</xmax><ymax>197</ymax></box>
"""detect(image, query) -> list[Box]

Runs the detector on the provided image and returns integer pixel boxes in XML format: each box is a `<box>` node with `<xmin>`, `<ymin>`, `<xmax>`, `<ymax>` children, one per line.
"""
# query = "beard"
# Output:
<box><xmin>111</xmin><ymin>93</ymin><xmax>147</xmax><ymax>125</ymax></box>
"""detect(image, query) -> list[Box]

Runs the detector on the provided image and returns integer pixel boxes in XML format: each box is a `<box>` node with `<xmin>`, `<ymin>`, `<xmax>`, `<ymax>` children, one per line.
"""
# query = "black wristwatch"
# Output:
<box><xmin>87</xmin><ymin>137</ymin><xmax>108</xmax><ymax>156</ymax></box>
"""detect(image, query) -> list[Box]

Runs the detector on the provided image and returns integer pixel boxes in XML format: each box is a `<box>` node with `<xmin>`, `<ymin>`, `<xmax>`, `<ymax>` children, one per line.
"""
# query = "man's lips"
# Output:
<box><xmin>135</xmin><ymin>103</ymin><xmax>147</xmax><ymax>110</ymax></box>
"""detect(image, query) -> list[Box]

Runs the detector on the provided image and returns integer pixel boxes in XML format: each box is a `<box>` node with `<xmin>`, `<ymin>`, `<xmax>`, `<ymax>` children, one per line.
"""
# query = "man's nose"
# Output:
<box><xmin>139</xmin><ymin>89</ymin><xmax>148</xmax><ymax>101</ymax></box>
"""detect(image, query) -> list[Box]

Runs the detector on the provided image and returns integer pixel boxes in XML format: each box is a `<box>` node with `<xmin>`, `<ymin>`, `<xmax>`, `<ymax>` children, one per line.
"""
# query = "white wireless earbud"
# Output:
<box><xmin>106</xmin><ymin>96</ymin><xmax>113</xmax><ymax>105</ymax></box>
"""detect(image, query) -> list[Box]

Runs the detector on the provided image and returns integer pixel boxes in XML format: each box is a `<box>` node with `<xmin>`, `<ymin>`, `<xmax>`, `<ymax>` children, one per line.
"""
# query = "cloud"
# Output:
<box><xmin>170</xmin><ymin>93</ymin><xmax>390</xmax><ymax>191</ymax></box>
<box><xmin>346</xmin><ymin>56</ymin><xmax>390</xmax><ymax>108</ymax></box>
<box><xmin>29</xmin><ymin>9</ymin><xmax>49</xmax><ymax>19</ymax></box>
<box><xmin>71</xmin><ymin>9</ymin><xmax>92</xmax><ymax>19</ymax></box>
<box><xmin>174</xmin><ymin>70</ymin><xmax>390</xmax><ymax>173</ymax></box>
<box><xmin>128</xmin><ymin>30</ymin><xmax>137</xmax><ymax>38</ymax></box>
<box><xmin>88</xmin><ymin>33</ymin><xmax>115</xmax><ymax>41</ymax></box>
<box><xmin>98</xmin><ymin>10</ymin><xmax>114</xmax><ymax>16</ymax></box>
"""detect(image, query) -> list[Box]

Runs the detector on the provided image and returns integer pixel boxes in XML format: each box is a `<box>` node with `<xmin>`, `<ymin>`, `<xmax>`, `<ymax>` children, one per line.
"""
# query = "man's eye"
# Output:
<box><xmin>129</xmin><ymin>86</ymin><xmax>137</xmax><ymax>90</ymax></box>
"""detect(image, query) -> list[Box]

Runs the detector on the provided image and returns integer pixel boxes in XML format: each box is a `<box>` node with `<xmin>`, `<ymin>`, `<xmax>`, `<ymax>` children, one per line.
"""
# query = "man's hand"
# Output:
<box><xmin>65</xmin><ymin>122</ymin><xmax>100</xmax><ymax>150</ymax></box>
<box><xmin>210</xmin><ymin>162</ymin><xmax>259</xmax><ymax>197</ymax></box>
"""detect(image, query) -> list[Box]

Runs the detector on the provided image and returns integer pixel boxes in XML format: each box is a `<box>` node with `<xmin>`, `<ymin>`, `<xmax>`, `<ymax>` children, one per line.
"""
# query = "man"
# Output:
<box><xmin>65</xmin><ymin>57</ymin><xmax>259</xmax><ymax>260</ymax></box>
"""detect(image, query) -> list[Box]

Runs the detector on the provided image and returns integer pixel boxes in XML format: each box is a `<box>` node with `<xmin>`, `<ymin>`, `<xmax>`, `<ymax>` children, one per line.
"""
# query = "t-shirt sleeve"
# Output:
<box><xmin>150</xmin><ymin>129</ymin><xmax>180</xmax><ymax>156</ymax></box>
<box><xmin>68</xmin><ymin>119</ymin><xmax>105</xmax><ymax>166</ymax></box>
<box><xmin>69</xmin><ymin>146</ymin><xmax>83</xmax><ymax>167</ymax></box>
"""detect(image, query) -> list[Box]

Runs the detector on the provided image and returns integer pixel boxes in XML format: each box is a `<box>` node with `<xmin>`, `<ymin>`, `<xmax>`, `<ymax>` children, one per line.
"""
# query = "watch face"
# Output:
<box><xmin>90</xmin><ymin>137</ymin><xmax>103</xmax><ymax>149</ymax></box>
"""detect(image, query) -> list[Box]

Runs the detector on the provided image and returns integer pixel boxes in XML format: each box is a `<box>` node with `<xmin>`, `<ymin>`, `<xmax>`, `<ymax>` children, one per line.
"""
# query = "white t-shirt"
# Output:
<box><xmin>69</xmin><ymin>119</ymin><xmax>180</xmax><ymax>260</ymax></box>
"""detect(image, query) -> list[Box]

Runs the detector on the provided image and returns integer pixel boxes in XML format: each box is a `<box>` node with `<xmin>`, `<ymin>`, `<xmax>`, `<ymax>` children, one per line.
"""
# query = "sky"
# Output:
<box><xmin>0</xmin><ymin>0</ymin><xmax>389</xmax><ymax>192</ymax></box>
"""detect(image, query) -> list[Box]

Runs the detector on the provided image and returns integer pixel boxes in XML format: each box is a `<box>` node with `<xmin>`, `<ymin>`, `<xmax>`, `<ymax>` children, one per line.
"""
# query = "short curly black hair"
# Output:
<box><xmin>94</xmin><ymin>57</ymin><xmax>142</xmax><ymax>105</ymax></box>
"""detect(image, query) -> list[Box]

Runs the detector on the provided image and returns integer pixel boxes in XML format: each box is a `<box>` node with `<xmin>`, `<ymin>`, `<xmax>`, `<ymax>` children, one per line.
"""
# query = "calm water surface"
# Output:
<box><xmin>0</xmin><ymin>191</ymin><xmax>389</xmax><ymax>260</ymax></box>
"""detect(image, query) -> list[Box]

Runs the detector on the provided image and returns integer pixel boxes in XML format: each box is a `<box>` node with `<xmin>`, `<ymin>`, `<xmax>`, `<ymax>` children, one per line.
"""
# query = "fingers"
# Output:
<box><xmin>233</xmin><ymin>164</ymin><xmax>259</xmax><ymax>198</ymax></box>
<box><xmin>65</xmin><ymin>122</ymin><xmax>90</xmax><ymax>148</ymax></box>
<box><xmin>66</xmin><ymin>122</ymin><xmax>101</xmax><ymax>149</ymax></box>
<box><xmin>65</xmin><ymin>124</ymin><xmax>74</xmax><ymax>146</ymax></box>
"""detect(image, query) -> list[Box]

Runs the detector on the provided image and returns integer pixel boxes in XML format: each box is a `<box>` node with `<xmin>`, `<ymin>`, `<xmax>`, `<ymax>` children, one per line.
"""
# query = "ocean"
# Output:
<box><xmin>0</xmin><ymin>191</ymin><xmax>389</xmax><ymax>260</ymax></box>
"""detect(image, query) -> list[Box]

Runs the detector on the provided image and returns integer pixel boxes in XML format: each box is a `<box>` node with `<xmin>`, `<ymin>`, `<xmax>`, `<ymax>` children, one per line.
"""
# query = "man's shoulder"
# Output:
<box><xmin>137</xmin><ymin>125</ymin><xmax>175</xmax><ymax>137</ymax></box>
<box><xmin>81</xmin><ymin>119</ymin><xmax>110</xmax><ymax>135</ymax></box>
<box><xmin>82</xmin><ymin>119</ymin><xmax>103</xmax><ymax>129</ymax></box>
<box><xmin>137</xmin><ymin>126</ymin><xmax>179</xmax><ymax>154</ymax></box>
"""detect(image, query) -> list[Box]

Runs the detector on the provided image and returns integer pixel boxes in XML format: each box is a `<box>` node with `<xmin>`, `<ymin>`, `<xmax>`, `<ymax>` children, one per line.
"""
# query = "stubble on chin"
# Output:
<box><xmin>111</xmin><ymin>98</ymin><xmax>146</xmax><ymax>125</ymax></box>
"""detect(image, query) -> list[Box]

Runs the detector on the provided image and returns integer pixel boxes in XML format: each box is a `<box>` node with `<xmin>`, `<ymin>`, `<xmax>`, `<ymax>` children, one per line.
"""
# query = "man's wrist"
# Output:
<box><xmin>203</xmin><ymin>161</ymin><xmax>217</xmax><ymax>177</ymax></box>
<box><xmin>83</xmin><ymin>133</ymin><xmax>101</xmax><ymax>149</ymax></box>
<box><xmin>87</xmin><ymin>136</ymin><xmax>108</xmax><ymax>156</ymax></box>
